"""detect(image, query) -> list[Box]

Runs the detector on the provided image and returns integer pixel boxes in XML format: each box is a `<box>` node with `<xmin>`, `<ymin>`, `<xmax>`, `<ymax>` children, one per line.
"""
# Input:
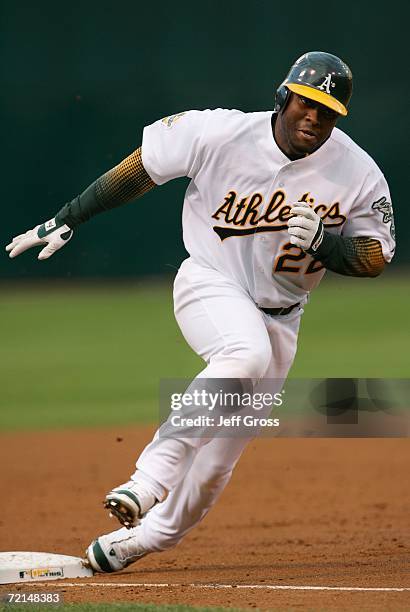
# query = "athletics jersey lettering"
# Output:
<box><xmin>142</xmin><ymin>108</ymin><xmax>395</xmax><ymax>307</ymax></box>
<box><xmin>212</xmin><ymin>189</ymin><xmax>346</xmax><ymax>240</ymax></box>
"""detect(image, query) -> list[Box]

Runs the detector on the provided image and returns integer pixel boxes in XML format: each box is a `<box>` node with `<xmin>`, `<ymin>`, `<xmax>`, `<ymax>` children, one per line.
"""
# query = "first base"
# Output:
<box><xmin>0</xmin><ymin>552</ymin><xmax>93</xmax><ymax>584</ymax></box>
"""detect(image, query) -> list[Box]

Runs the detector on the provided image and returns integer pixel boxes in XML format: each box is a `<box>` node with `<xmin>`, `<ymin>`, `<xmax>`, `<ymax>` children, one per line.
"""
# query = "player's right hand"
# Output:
<box><xmin>5</xmin><ymin>218</ymin><xmax>73</xmax><ymax>260</ymax></box>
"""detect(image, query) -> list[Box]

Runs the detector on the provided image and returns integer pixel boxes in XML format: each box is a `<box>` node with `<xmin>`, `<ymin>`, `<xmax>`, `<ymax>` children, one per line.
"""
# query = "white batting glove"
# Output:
<box><xmin>287</xmin><ymin>202</ymin><xmax>324</xmax><ymax>253</ymax></box>
<box><xmin>5</xmin><ymin>218</ymin><xmax>73</xmax><ymax>260</ymax></box>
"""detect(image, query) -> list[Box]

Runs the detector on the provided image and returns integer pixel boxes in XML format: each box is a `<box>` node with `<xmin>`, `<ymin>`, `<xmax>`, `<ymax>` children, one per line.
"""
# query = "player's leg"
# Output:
<box><xmin>86</xmin><ymin>304</ymin><xmax>302</xmax><ymax>571</ymax></box>
<box><xmin>88</xmin><ymin>259</ymin><xmax>273</xmax><ymax>563</ymax></box>
<box><xmin>133</xmin><ymin>258</ymin><xmax>274</xmax><ymax>488</ymax></box>
<box><xmin>136</xmin><ymin>311</ymin><xmax>301</xmax><ymax>552</ymax></box>
<box><xmin>86</xmin><ymin>435</ymin><xmax>251</xmax><ymax>572</ymax></box>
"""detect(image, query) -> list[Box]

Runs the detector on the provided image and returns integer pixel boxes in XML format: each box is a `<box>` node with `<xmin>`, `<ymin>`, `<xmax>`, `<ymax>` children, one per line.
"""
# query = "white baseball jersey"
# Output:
<box><xmin>142</xmin><ymin>109</ymin><xmax>395</xmax><ymax>308</ymax></box>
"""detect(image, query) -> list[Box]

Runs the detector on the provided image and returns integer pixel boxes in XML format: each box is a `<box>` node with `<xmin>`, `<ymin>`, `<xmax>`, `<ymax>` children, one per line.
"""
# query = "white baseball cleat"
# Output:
<box><xmin>104</xmin><ymin>480</ymin><xmax>158</xmax><ymax>529</ymax></box>
<box><xmin>85</xmin><ymin>526</ymin><xmax>148</xmax><ymax>573</ymax></box>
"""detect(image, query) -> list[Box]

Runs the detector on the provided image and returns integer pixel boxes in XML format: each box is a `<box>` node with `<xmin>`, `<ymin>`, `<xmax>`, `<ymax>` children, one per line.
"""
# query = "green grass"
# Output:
<box><xmin>0</xmin><ymin>275</ymin><xmax>408</xmax><ymax>431</ymax></box>
<box><xmin>290</xmin><ymin>273</ymin><xmax>409</xmax><ymax>378</ymax></box>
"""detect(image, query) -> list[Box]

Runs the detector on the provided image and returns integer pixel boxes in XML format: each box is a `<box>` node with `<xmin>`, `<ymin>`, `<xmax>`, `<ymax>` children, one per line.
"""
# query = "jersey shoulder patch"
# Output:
<box><xmin>372</xmin><ymin>196</ymin><xmax>395</xmax><ymax>240</ymax></box>
<box><xmin>161</xmin><ymin>112</ymin><xmax>187</xmax><ymax>128</ymax></box>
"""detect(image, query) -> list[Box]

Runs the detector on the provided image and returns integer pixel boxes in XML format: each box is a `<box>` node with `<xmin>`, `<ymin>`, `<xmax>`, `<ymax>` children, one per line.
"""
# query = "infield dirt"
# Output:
<box><xmin>0</xmin><ymin>427</ymin><xmax>408</xmax><ymax>610</ymax></box>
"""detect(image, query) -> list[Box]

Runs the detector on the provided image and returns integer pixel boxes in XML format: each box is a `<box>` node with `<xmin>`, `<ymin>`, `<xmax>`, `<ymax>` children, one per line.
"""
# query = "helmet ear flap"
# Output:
<box><xmin>274</xmin><ymin>85</ymin><xmax>290</xmax><ymax>113</ymax></box>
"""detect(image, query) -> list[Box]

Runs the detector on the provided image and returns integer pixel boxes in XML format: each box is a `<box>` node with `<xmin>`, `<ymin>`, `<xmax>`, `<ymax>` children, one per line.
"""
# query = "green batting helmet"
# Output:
<box><xmin>274</xmin><ymin>51</ymin><xmax>353</xmax><ymax>116</ymax></box>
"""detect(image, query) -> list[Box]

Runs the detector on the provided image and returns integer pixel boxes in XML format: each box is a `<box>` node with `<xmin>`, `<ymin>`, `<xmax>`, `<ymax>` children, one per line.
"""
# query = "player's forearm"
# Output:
<box><xmin>310</xmin><ymin>233</ymin><xmax>385</xmax><ymax>277</ymax></box>
<box><xmin>55</xmin><ymin>148</ymin><xmax>155</xmax><ymax>229</ymax></box>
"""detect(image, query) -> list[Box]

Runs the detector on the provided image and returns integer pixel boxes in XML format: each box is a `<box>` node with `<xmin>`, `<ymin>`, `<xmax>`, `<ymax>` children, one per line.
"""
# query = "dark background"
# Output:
<box><xmin>1</xmin><ymin>0</ymin><xmax>407</xmax><ymax>279</ymax></box>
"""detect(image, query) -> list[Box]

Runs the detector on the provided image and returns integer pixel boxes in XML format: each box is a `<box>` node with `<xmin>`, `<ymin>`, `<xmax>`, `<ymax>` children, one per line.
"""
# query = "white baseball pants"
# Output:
<box><xmin>134</xmin><ymin>258</ymin><xmax>302</xmax><ymax>552</ymax></box>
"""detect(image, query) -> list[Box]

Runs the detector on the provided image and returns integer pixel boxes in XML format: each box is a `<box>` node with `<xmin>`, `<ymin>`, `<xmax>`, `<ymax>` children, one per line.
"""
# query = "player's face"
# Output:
<box><xmin>275</xmin><ymin>93</ymin><xmax>339</xmax><ymax>156</ymax></box>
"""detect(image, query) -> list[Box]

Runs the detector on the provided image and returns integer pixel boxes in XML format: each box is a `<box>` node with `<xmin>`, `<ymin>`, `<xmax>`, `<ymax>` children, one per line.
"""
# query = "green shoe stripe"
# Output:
<box><xmin>114</xmin><ymin>490</ymin><xmax>142</xmax><ymax>514</ymax></box>
<box><xmin>93</xmin><ymin>540</ymin><xmax>114</xmax><ymax>573</ymax></box>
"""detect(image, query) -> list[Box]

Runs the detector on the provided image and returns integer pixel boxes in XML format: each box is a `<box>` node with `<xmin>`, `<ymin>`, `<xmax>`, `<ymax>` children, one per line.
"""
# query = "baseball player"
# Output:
<box><xmin>6</xmin><ymin>52</ymin><xmax>395</xmax><ymax>573</ymax></box>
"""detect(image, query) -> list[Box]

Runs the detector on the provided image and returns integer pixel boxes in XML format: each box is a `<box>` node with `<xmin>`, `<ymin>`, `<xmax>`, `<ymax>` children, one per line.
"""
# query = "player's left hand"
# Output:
<box><xmin>287</xmin><ymin>202</ymin><xmax>324</xmax><ymax>253</ymax></box>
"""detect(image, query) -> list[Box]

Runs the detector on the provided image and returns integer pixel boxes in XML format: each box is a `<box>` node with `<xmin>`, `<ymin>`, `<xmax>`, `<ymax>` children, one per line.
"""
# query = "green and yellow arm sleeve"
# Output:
<box><xmin>56</xmin><ymin>147</ymin><xmax>156</xmax><ymax>228</ymax></box>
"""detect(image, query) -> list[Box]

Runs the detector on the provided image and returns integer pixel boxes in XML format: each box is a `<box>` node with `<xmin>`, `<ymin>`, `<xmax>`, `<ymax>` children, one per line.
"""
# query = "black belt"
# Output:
<box><xmin>260</xmin><ymin>302</ymin><xmax>300</xmax><ymax>316</ymax></box>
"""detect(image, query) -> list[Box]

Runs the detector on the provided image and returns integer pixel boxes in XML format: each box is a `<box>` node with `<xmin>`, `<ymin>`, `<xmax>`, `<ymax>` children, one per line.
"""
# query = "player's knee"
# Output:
<box><xmin>208</xmin><ymin>340</ymin><xmax>271</xmax><ymax>380</ymax></box>
<box><xmin>231</xmin><ymin>343</ymin><xmax>272</xmax><ymax>380</ymax></box>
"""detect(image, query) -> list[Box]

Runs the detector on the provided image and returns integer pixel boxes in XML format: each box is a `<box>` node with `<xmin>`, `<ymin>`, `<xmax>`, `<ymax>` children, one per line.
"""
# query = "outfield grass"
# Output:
<box><xmin>0</xmin><ymin>274</ymin><xmax>408</xmax><ymax>431</ymax></box>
